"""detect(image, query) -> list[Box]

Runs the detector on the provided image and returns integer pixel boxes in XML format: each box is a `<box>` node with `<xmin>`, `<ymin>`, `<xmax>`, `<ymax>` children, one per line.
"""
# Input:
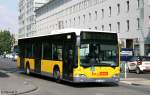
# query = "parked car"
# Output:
<box><xmin>127</xmin><ymin>56</ymin><xmax>150</xmax><ymax>74</ymax></box>
<box><xmin>12</xmin><ymin>53</ymin><xmax>18</xmax><ymax>61</ymax></box>
<box><xmin>5</xmin><ymin>53</ymin><xmax>13</xmax><ymax>59</ymax></box>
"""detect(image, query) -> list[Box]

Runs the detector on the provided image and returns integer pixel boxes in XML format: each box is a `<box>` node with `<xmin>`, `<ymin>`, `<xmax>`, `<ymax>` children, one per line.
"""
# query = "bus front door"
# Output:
<box><xmin>63</xmin><ymin>45</ymin><xmax>74</xmax><ymax>81</ymax></box>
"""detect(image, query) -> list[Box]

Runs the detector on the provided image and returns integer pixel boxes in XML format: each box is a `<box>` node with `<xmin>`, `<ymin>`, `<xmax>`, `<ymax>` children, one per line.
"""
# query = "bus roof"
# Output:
<box><xmin>18</xmin><ymin>28</ymin><xmax>117</xmax><ymax>40</ymax></box>
<box><xmin>51</xmin><ymin>28</ymin><xmax>117</xmax><ymax>36</ymax></box>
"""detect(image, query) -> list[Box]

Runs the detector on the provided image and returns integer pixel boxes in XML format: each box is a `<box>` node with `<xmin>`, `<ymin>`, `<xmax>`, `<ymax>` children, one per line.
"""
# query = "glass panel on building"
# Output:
<box><xmin>126</xmin><ymin>1</ymin><xmax>130</xmax><ymax>12</ymax></box>
<box><xmin>127</xmin><ymin>20</ymin><xmax>130</xmax><ymax>31</ymax></box>
<box><xmin>137</xmin><ymin>18</ymin><xmax>140</xmax><ymax>29</ymax></box>
<box><xmin>109</xmin><ymin>6</ymin><xmax>111</xmax><ymax>17</ymax></box>
<box><xmin>109</xmin><ymin>24</ymin><xmax>112</xmax><ymax>31</ymax></box>
<box><xmin>117</xmin><ymin>3</ymin><xmax>120</xmax><ymax>15</ymax></box>
<box><xmin>117</xmin><ymin>22</ymin><xmax>120</xmax><ymax>33</ymax></box>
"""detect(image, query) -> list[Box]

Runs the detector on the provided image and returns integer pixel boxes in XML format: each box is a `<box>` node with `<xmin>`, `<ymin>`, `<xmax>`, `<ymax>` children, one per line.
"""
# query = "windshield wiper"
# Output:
<box><xmin>81</xmin><ymin>62</ymin><xmax>117</xmax><ymax>67</ymax></box>
<box><xmin>110</xmin><ymin>63</ymin><xmax>117</xmax><ymax>67</ymax></box>
<box><xmin>81</xmin><ymin>63</ymin><xmax>91</xmax><ymax>67</ymax></box>
<box><xmin>98</xmin><ymin>62</ymin><xmax>117</xmax><ymax>67</ymax></box>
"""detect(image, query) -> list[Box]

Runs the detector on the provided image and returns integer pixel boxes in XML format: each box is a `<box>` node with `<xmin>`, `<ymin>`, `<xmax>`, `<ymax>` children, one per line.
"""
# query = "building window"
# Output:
<box><xmin>95</xmin><ymin>11</ymin><xmax>97</xmax><ymax>20</ymax></box>
<box><xmin>109</xmin><ymin>6</ymin><xmax>111</xmax><ymax>17</ymax></box>
<box><xmin>137</xmin><ymin>18</ymin><xmax>140</xmax><ymax>29</ymax></box>
<box><xmin>83</xmin><ymin>14</ymin><xmax>85</xmax><ymax>23</ymax></box>
<box><xmin>85</xmin><ymin>0</ymin><xmax>89</xmax><ymax>8</ymax></box>
<box><xmin>89</xmin><ymin>13</ymin><xmax>91</xmax><ymax>22</ymax></box>
<box><xmin>78</xmin><ymin>16</ymin><xmax>80</xmax><ymax>24</ymax></box>
<box><xmin>76</xmin><ymin>3</ymin><xmax>79</xmax><ymax>11</ymax></box>
<box><xmin>137</xmin><ymin>0</ymin><xmax>140</xmax><ymax>8</ymax></box>
<box><xmin>69</xmin><ymin>19</ymin><xmax>71</xmax><ymax>26</ymax></box>
<box><xmin>79</xmin><ymin>2</ymin><xmax>81</xmax><ymax>10</ymax></box>
<box><xmin>126</xmin><ymin>39</ymin><xmax>133</xmax><ymax>48</ymax></box>
<box><xmin>95</xmin><ymin>26</ymin><xmax>97</xmax><ymax>30</ymax></box>
<box><xmin>65</xmin><ymin>20</ymin><xmax>67</xmax><ymax>27</ymax></box>
<box><xmin>102</xmin><ymin>9</ymin><xmax>104</xmax><ymax>18</ymax></box>
<box><xmin>117</xmin><ymin>4</ymin><xmax>120</xmax><ymax>15</ymax></box>
<box><xmin>126</xmin><ymin>1</ymin><xmax>130</xmax><ymax>12</ymax></box>
<box><xmin>74</xmin><ymin>17</ymin><xmax>76</xmax><ymax>25</ymax></box>
<box><xmin>149</xmin><ymin>16</ymin><xmax>150</xmax><ymax>25</ymax></box>
<box><xmin>109</xmin><ymin>24</ymin><xmax>112</xmax><ymax>31</ymax></box>
<box><xmin>127</xmin><ymin>20</ymin><xmax>130</xmax><ymax>31</ymax></box>
<box><xmin>117</xmin><ymin>22</ymin><xmax>120</xmax><ymax>33</ymax></box>
<box><xmin>102</xmin><ymin>25</ymin><xmax>104</xmax><ymax>31</ymax></box>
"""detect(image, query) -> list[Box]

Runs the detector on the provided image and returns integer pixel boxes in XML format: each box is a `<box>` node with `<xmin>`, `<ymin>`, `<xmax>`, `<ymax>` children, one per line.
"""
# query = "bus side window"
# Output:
<box><xmin>43</xmin><ymin>42</ymin><xmax>52</xmax><ymax>60</ymax></box>
<box><xmin>53</xmin><ymin>46</ymin><xmax>58</xmax><ymax>60</ymax></box>
<box><xmin>57</xmin><ymin>48</ymin><xmax>62</xmax><ymax>60</ymax></box>
<box><xmin>25</xmin><ymin>44</ymin><xmax>32</xmax><ymax>58</ymax></box>
<box><xmin>20</xmin><ymin>44</ymin><xmax>25</xmax><ymax>58</ymax></box>
<box><xmin>52</xmin><ymin>45</ymin><xmax>62</xmax><ymax>60</ymax></box>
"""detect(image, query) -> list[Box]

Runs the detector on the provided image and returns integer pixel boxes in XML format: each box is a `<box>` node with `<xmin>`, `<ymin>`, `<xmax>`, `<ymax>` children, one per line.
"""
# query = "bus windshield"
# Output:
<box><xmin>80</xmin><ymin>43</ymin><xmax>118</xmax><ymax>67</ymax></box>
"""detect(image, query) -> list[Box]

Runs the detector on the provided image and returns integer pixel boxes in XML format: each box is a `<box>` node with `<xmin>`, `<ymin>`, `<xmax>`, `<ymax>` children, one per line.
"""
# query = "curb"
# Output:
<box><xmin>120</xmin><ymin>81</ymin><xmax>141</xmax><ymax>86</ymax></box>
<box><xmin>120</xmin><ymin>80</ymin><xmax>150</xmax><ymax>86</ymax></box>
<box><xmin>120</xmin><ymin>78</ymin><xmax>141</xmax><ymax>86</ymax></box>
<box><xmin>120</xmin><ymin>81</ymin><xmax>132</xmax><ymax>85</ymax></box>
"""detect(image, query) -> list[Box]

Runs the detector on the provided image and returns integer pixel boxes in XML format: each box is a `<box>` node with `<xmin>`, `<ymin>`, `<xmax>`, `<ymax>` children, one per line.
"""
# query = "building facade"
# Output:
<box><xmin>18</xmin><ymin>0</ymin><xmax>50</xmax><ymax>38</ymax></box>
<box><xmin>35</xmin><ymin>0</ymin><xmax>150</xmax><ymax>56</ymax></box>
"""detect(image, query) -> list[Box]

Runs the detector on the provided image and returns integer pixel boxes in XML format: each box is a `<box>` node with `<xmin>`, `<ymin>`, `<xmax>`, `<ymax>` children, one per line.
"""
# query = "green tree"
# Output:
<box><xmin>0</xmin><ymin>30</ymin><xmax>15</xmax><ymax>55</ymax></box>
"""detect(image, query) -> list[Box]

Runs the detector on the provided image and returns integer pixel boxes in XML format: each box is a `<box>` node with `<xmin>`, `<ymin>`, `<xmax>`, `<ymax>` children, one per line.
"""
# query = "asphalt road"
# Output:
<box><xmin>20</xmin><ymin>73</ymin><xmax>150</xmax><ymax>95</ymax></box>
<box><xmin>0</xmin><ymin>57</ymin><xmax>150</xmax><ymax>95</ymax></box>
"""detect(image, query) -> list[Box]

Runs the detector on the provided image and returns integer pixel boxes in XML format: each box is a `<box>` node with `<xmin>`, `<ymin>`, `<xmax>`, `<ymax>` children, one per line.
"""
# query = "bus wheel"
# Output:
<box><xmin>26</xmin><ymin>64</ymin><xmax>30</xmax><ymax>75</ymax></box>
<box><xmin>128</xmin><ymin>68</ymin><xmax>132</xmax><ymax>73</ymax></box>
<box><xmin>136</xmin><ymin>67</ymin><xmax>140</xmax><ymax>74</ymax></box>
<box><xmin>53</xmin><ymin>68</ymin><xmax>60</xmax><ymax>82</ymax></box>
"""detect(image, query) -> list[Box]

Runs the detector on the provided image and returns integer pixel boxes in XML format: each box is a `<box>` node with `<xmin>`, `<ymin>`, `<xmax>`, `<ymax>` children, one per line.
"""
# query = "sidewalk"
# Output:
<box><xmin>0</xmin><ymin>70</ymin><xmax>38</xmax><ymax>95</ymax></box>
<box><xmin>120</xmin><ymin>78</ymin><xmax>150</xmax><ymax>86</ymax></box>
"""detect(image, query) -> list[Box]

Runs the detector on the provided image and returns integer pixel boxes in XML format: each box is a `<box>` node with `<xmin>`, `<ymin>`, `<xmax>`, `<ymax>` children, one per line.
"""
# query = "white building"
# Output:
<box><xmin>18</xmin><ymin>0</ymin><xmax>50</xmax><ymax>38</ymax></box>
<box><xmin>35</xmin><ymin>0</ymin><xmax>150</xmax><ymax>56</ymax></box>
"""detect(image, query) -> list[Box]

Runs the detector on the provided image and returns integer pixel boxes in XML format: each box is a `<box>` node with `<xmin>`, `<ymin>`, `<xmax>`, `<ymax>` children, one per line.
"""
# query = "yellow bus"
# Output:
<box><xmin>17</xmin><ymin>29</ymin><xmax>120</xmax><ymax>83</ymax></box>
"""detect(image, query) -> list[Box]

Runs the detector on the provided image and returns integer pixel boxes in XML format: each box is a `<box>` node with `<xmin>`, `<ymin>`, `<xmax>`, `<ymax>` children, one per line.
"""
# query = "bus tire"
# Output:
<box><xmin>135</xmin><ymin>67</ymin><xmax>140</xmax><ymax>74</ymax></box>
<box><xmin>128</xmin><ymin>68</ymin><xmax>132</xmax><ymax>73</ymax></box>
<box><xmin>53</xmin><ymin>67</ymin><xmax>60</xmax><ymax>82</ymax></box>
<box><xmin>26</xmin><ymin>63</ymin><xmax>30</xmax><ymax>75</ymax></box>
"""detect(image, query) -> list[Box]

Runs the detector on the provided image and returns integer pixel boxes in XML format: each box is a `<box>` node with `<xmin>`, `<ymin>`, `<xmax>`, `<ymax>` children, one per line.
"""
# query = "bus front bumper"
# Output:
<box><xmin>73</xmin><ymin>77</ymin><xmax>120</xmax><ymax>83</ymax></box>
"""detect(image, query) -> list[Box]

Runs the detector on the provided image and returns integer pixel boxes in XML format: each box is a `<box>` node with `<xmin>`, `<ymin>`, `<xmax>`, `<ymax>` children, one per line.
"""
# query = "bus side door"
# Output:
<box><xmin>63</xmin><ymin>44</ymin><xmax>74</xmax><ymax>81</ymax></box>
<box><xmin>34</xmin><ymin>43</ymin><xmax>42</xmax><ymax>73</ymax></box>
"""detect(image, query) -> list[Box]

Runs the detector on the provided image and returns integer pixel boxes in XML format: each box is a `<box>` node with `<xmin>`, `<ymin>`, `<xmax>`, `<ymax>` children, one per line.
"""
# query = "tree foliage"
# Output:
<box><xmin>0</xmin><ymin>30</ymin><xmax>15</xmax><ymax>55</ymax></box>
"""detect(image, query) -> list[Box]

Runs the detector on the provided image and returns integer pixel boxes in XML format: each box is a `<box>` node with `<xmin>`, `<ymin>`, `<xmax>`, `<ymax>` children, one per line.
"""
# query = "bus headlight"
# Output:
<box><xmin>113</xmin><ymin>74</ymin><xmax>120</xmax><ymax>81</ymax></box>
<box><xmin>79</xmin><ymin>74</ymin><xmax>87</xmax><ymax>78</ymax></box>
<box><xmin>113</xmin><ymin>74</ymin><xmax>119</xmax><ymax>78</ymax></box>
<box><xmin>75</xmin><ymin>74</ymin><xmax>87</xmax><ymax>82</ymax></box>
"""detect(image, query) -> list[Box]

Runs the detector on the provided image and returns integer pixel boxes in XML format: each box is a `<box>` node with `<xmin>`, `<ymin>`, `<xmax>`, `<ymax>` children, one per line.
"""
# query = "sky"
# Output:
<box><xmin>0</xmin><ymin>0</ymin><xmax>18</xmax><ymax>34</ymax></box>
